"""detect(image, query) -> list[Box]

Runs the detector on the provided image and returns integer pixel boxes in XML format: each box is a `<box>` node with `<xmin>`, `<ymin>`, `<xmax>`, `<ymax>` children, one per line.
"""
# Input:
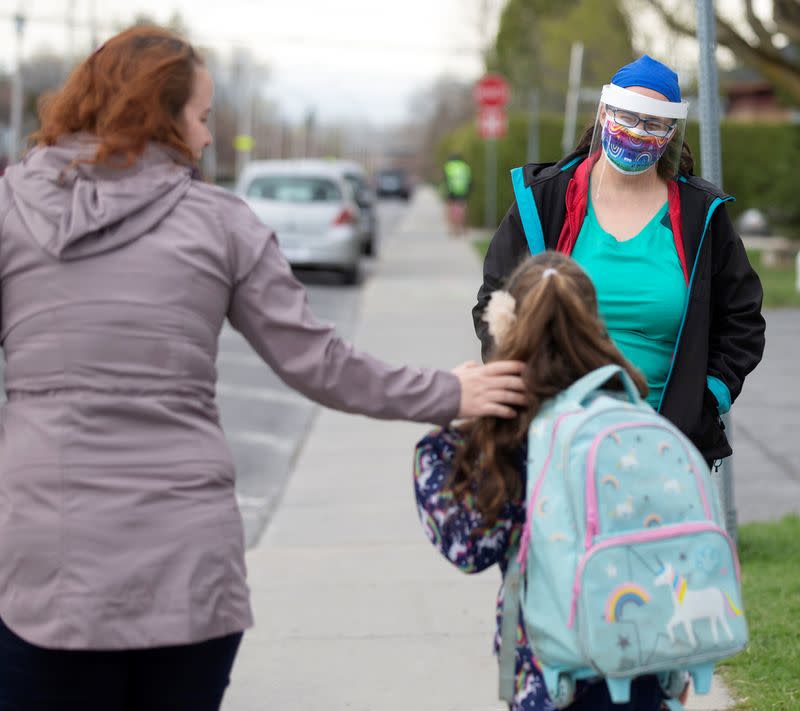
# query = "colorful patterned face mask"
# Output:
<box><xmin>600</xmin><ymin>115</ymin><xmax>673</xmax><ymax>175</ymax></box>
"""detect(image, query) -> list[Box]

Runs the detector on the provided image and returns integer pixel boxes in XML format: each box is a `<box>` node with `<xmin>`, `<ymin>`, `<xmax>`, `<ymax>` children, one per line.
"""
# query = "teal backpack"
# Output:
<box><xmin>499</xmin><ymin>365</ymin><xmax>747</xmax><ymax>709</ymax></box>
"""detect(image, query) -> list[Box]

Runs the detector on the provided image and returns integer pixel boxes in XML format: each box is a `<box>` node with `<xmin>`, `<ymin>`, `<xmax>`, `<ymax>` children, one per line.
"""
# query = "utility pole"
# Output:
<box><xmin>64</xmin><ymin>0</ymin><xmax>77</xmax><ymax>76</ymax></box>
<box><xmin>527</xmin><ymin>88</ymin><xmax>540</xmax><ymax>163</ymax></box>
<box><xmin>9</xmin><ymin>12</ymin><xmax>26</xmax><ymax>162</ymax></box>
<box><xmin>696</xmin><ymin>0</ymin><xmax>722</xmax><ymax>186</ymax></box>
<box><xmin>233</xmin><ymin>50</ymin><xmax>254</xmax><ymax>179</ymax></box>
<box><xmin>201</xmin><ymin>105</ymin><xmax>218</xmax><ymax>182</ymax></box>
<box><xmin>89</xmin><ymin>0</ymin><xmax>98</xmax><ymax>49</ymax></box>
<box><xmin>696</xmin><ymin>0</ymin><xmax>737</xmax><ymax>542</ymax></box>
<box><xmin>562</xmin><ymin>41</ymin><xmax>584</xmax><ymax>157</ymax></box>
<box><xmin>304</xmin><ymin>108</ymin><xmax>316</xmax><ymax>159</ymax></box>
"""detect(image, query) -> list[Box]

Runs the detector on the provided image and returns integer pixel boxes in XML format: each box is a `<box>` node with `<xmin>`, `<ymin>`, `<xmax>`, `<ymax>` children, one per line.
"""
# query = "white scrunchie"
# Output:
<box><xmin>482</xmin><ymin>290</ymin><xmax>517</xmax><ymax>345</ymax></box>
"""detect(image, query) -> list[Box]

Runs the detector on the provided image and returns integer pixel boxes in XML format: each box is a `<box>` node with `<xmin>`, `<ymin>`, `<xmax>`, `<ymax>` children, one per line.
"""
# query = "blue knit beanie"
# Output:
<box><xmin>611</xmin><ymin>55</ymin><xmax>681</xmax><ymax>103</ymax></box>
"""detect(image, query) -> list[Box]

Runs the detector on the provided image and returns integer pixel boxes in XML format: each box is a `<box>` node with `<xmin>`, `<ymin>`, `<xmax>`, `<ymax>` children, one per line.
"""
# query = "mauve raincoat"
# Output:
<box><xmin>0</xmin><ymin>136</ymin><xmax>459</xmax><ymax>650</ymax></box>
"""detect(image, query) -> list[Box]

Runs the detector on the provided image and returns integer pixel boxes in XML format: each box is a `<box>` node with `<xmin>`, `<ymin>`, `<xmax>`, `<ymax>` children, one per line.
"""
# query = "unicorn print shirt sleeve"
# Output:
<box><xmin>413</xmin><ymin>427</ymin><xmax>526</xmax><ymax>573</ymax></box>
<box><xmin>413</xmin><ymin>427</ymin><xmax>565</xmax><ymax>711</ymax></box>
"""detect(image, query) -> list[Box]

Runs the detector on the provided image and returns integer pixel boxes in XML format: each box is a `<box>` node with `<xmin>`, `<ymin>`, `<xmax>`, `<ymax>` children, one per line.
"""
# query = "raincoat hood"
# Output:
<box><xmin>4</xmin><ymin>134</ymin><xmax>194</xmax><ymax>261</ymax></box>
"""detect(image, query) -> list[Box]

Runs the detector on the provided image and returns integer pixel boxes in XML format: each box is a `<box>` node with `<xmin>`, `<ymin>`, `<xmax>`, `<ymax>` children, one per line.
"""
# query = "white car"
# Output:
<box><xmin>318</xmin><ymin>160</ymin><xmax>378</xmax><ymax>257</ymax></box>
<box><xmin>236</xmin><ymin>160</ymin><xmax>362</xmax><ymax>284</ymax></box>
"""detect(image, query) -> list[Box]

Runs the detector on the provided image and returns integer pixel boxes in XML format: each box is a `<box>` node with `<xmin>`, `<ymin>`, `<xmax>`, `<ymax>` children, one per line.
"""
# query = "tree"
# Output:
<box><xmin>640</xmin><ymin>0</ymin><xmax>800</xmax><ymax>104</ymax></box>
<box><xmin>126</xmin><ymin>11</ymin><xmax>191</xmax><ymax>36</ymax></box>
<box><xmin>407</xmin><ymin>76</ymin><xmax>476</xmax><ymax>181</ymax></box>
<box><xmin>487</xmin><ymin>0</ymin><xmax>634</xmax><ymax>111</ymax></box>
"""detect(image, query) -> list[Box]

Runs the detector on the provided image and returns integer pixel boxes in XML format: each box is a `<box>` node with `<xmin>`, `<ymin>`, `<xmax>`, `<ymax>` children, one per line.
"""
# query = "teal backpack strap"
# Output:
<box><xmin>562</xmin><ymin>365</ymin><xmax>642</xmax><ymax>406</ymax></box>
<box><xmin>662</xmin><ymin>700</ymin><xmax>685</xmax><ymax>711</ymax></box>
<box><xmin>510</xmin><ymin>167</ymin><xmax>546</xmax><ymax>255</ymax></box>
<box><xmin>498</xmin><ymin>546</ymin><xmax>522</xmax><ymax>702</ymax></box>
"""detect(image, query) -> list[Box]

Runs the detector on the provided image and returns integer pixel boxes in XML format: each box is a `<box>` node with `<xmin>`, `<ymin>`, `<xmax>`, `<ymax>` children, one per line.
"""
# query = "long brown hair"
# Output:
<box><xmin>33</xmin><ymin>25</ymin><xmax>203</xmax><ymax>166</ymax></box>
<box><xmin>450</xmin><ymin>252</ymin><xmax>648</xmax><ymax>525</ymax></box>
<box><xmin>573</xmin><ymin>120</ymin><xmax>694</xmax><ymax>178</ymax></box>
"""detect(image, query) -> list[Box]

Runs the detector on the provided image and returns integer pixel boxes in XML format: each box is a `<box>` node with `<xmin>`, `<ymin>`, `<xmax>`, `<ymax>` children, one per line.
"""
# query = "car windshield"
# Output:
<box><xmin>378</xmin><ymin>170</ymin><xmax>402</xmax><ymax>180</ymax></box>
<box><xmin>344</xmin><ymin>174</ymin><xmax>365</xmax><ymax>192</ymax></box>
<box><xmin>246</xmin><ymin>176</ymin><xmax>342</xmax><ymax>203</ymax></box>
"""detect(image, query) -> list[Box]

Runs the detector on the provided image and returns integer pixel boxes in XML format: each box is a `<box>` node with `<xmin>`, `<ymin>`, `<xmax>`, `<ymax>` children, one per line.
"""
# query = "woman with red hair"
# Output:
<box><xmin>0</xmin><ymin>26</ymin><xmax>525</xmax><ymax>711</ymax></box>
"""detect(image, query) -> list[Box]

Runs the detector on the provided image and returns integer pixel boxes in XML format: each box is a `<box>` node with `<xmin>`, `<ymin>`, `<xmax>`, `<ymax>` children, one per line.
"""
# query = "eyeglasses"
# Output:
<box><xmin>606</xmin><ymin>106</ymin><xmax>676</xmax><ymax>138</ymax></box>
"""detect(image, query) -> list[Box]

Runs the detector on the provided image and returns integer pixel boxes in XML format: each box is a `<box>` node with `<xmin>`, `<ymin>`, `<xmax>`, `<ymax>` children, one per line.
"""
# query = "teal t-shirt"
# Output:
<box><xmin>571</xmin><ymin>198</ymin><xmax>687</xmax><ymax>409</ymax></box>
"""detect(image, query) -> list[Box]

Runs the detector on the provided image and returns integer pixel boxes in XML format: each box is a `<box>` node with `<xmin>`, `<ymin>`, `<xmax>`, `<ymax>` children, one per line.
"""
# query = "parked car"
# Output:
<box><xmin>374</xmin><ymin>168</ymin><xmax>412</xmax><ymax>200</ymax></box>
<box><xmin>318</xmin><ymin>160</ymin><xmax>378</xmax><ymax>256</ymax></box>
<box><xmin>236</xmin><ymin>160</ymin><xmax>362</xmax><ymax>284</ymax></box>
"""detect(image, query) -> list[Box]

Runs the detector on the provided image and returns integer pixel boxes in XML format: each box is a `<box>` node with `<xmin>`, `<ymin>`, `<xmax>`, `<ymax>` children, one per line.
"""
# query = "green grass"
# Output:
<box><xmin>471</xmin><ymin>242</ymin><xmax>800</xmax><ymax>309</ymax></box>
<box><xmin>746</xmin><ymin>250</ymin><xmax>800</xmax><ymax>308</ymax></box>
<box><xmin>473</xmin><ymin>238</ymin><xmax>490</xmax><ymax>259</ymax></box>
<box><xmin>721</xmin><ymin>516</ymin><xmax>800</xmax><ymax>710</ymax></box>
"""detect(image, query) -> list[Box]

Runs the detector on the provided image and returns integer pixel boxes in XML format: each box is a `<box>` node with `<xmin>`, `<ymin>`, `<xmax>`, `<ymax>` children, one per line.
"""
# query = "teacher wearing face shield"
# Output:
<box><xmin>474</xmin><ymin>55</ymin><xmax>765</xmax><ymax>470</ymax></box>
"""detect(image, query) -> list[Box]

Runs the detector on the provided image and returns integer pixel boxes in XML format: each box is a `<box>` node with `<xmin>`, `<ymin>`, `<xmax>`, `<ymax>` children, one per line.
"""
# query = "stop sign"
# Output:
<box><xmin>474</xmin><ymin>74</ymin><xmax>510</xmax><ymax>108</ymax></box>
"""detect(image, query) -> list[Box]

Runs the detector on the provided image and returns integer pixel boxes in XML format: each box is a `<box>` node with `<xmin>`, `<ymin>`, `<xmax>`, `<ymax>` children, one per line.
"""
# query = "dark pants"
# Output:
<box><xmin>0</xmin><ymin>617</ymin><xmax>242</xmax><ymax>711</ymax></box>
<box><xmin>570</xmin><ymin>675</ymin><xmax>666</xmax><ymax>710</ymax></box>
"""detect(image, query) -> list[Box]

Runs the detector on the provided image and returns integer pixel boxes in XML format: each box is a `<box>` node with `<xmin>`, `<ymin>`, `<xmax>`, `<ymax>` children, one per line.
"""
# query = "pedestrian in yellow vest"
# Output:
<box><xmin>443</xmin><ymin>154</ymin><xmax>472</xmax><ymax>236</ymax></box>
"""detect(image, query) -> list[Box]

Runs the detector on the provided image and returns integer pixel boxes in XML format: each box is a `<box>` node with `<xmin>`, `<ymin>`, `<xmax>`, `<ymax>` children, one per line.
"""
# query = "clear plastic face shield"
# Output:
<box><xmin>588</xmin><ymin>84</ymin><xmax>689</xmax><ymax>196</ymax></box>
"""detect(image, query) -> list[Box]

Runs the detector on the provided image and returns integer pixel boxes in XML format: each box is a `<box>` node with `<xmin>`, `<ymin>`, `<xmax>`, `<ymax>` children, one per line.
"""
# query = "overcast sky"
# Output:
<box><xmin>0</xmin><ymin>0</ymin><xmax>503</xmax><ymax>123</ymax></box>
<box><xmin>0</xmin><ymin>0</ymin><xmax>774</xmax><ymax>124</ymax></box>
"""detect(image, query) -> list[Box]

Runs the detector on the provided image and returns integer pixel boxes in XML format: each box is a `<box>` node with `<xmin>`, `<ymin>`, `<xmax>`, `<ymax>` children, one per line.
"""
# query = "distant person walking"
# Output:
<box><xmin>0</xmin><ymin>26</ymin><xmax>526</xmax><ymax>711</ymax></box>
<box><xmin>443</xmin><ymin>153</ymin><xmax>473</xmax><ymax>236</ymax></box>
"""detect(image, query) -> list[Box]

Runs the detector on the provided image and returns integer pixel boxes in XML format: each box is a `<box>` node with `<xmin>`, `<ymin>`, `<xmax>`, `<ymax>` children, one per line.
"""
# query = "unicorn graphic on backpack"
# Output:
<box><xmin>654</xmin><ymin>559</ymin><xmax>743</xmax><ymax>648</ymax></box>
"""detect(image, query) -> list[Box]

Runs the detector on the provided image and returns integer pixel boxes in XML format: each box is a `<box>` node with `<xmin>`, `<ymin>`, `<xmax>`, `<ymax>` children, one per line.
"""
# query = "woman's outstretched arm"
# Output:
<box><xmin>226</xmin><ymin>198</ymin><xmax>526</xmax><ymax>425</ymax></box>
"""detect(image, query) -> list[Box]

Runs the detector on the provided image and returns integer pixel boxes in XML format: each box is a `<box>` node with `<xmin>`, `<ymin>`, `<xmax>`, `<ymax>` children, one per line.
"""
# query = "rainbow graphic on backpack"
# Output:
<box><xmin>497</xmin><ymin>366</ymin><xmax>747</xmax><ymax>709</ymax></box>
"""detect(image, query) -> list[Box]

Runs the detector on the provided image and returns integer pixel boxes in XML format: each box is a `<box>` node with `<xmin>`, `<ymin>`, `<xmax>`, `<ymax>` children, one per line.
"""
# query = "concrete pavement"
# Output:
<box><xmin>224</xmin><ymin>186</ymin><xmax>798</xmax><ymax>710</ymax></box>
<box><xmin>224</xmin><ymin>187</ymin><xmax>507</xmax><ymax>710</ymax></box>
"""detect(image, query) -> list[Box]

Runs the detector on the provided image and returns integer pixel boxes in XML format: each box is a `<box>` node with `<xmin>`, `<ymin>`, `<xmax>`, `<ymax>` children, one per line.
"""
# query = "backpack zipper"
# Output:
<box><xmin>584</xmin><ymin>421</ymin><xmax>713</xmax><ymax>549</ymax></box>
<box><xmin>517</xmin><ymin>410</ymin><xmax>581</xmax><ymax>570</ymax></box>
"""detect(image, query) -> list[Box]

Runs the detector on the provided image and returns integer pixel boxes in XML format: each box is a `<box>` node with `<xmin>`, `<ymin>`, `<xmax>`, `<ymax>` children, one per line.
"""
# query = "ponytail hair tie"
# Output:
<box><xmin>483</xmin><ymin>290</ymin><xmax>517</xmax><ymax>345</ymax></box>
<box><xmin>543</xmin><ymin>268</ymin><xmax>558</xmax><ymax>278</ymax></box>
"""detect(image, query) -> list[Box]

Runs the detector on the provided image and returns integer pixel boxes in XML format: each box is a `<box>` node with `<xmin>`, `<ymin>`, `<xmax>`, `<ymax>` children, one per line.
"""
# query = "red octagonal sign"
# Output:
<box><xmin>474</xmin><ymin>73</ymin><xmax>510</xmax><ymax>108</ymax></box>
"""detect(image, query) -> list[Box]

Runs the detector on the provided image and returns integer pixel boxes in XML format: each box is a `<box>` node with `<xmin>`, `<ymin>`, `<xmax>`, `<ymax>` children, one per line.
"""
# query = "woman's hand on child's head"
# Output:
<box><xmin>453</xmin><ymin>360</ymin><xmax>527</xmax><ymax>419</ymax></box>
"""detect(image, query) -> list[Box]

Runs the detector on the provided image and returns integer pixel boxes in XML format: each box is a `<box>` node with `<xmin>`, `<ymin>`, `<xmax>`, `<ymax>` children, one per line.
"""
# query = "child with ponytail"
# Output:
<box><xmin>413</xmin><ymin>251</ymin><xmax>688</xmax><ymax>710</ymax></box>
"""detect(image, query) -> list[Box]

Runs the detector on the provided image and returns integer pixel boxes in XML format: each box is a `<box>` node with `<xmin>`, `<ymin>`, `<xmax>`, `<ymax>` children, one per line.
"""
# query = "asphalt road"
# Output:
<box><xmin>224</xmin><ymin>199</ymin><xmax>409</xmax><ymax>546</ymax></box>
<box><xmin>0</xmin><ymin>199</ymin><xmax>409</xmax><ymax>549</ymax></box>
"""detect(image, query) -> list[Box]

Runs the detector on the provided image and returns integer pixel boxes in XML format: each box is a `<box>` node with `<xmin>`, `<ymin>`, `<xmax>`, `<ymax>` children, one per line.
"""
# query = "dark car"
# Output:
<box><xmin>374</xmin><ymin>168</ymin><xmax>412</xmax><ymax>200</ymax></box>
<box><xmin>334</xmin><ymin>161</ymin><xmax>379</xmax><ymax>256</ymax></box>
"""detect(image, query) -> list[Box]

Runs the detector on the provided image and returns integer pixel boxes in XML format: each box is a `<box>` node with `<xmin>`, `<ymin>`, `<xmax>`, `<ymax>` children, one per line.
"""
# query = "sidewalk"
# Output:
<box><xmin>223</xmin><ymin>187</ymin><xmax>735</xmax><ymax>710</ymax></box>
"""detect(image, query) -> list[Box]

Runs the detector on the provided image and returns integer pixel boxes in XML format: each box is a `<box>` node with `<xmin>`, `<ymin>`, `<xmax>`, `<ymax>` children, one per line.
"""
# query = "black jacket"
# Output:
<box><xmin>473</xmin><ymin>151</ymin><xmax>766</xmax><ymax>461</ymax></box>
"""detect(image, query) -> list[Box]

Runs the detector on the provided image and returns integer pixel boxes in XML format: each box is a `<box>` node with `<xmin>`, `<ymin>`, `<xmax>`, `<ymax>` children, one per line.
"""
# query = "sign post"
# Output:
<box><xmin>475</xmin><ymin>74</ymin><xmax>510</xmax><ymax>229</ymax></box>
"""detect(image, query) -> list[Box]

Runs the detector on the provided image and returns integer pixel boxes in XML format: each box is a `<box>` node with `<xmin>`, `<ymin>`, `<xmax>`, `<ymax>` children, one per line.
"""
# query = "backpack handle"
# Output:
<box><xmin>564</xmin><ymin>365</ymin><xmax>641</xmax><ymax>406</ymax></box>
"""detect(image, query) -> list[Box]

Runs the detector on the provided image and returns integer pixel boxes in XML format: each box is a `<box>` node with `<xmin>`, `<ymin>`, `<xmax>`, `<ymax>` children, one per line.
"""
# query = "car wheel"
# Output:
<box><xmin>341</xmin><ymin>264</ymin><xmax>360</xmax><ymax>286</ymax></box>
<box><xmin>362</xmin><ymin>235</ymin><xmax>376</xmax><ymax>257</ymax></box>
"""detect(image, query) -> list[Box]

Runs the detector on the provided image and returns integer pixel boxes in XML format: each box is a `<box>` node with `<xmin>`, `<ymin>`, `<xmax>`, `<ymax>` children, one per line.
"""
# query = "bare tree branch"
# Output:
<box><xmin>716</xmin><ymin>13</ymin><xmax>800</xmax><ymax>75</ymax></box>
<box><xmin>641</xmin><ymin>0</ymin><xmax>695</xmax><ymax>35</ymax></box>
<box><xmin>744</xmin><ymin>0</ymin><xmax>775</xmax><ymax>47</ymax></box>
<box><xmin>641</xmin><ymin>0</ymin><xmax>800</xmax><ymax>104</ymax></box>
<box><xmin>775</xmin><ymin>0</ymin><xmax>800</xmax><ymax>43</ymax></box>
